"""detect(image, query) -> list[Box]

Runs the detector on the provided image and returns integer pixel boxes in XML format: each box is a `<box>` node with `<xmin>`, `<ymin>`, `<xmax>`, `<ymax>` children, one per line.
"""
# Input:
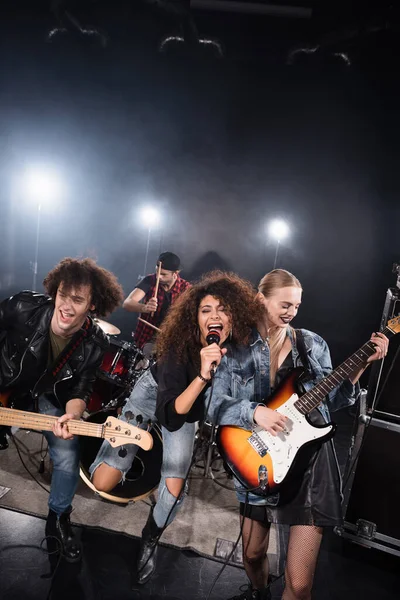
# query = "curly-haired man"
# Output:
<box><xmin>0</xmin><ymin>257</ymin><xmax>124</xmax><ymax>562</ymax></box>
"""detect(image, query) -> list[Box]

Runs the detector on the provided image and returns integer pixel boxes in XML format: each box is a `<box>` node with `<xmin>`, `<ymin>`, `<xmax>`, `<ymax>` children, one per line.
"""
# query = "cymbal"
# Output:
<box><xmin>94</xmin><ymin>318</ymin><xmax>121</xmax><ymax>336</ymax></box>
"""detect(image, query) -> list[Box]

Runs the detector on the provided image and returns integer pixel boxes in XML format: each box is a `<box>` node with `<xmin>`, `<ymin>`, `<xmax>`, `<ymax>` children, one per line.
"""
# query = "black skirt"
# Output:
<box><xmin>240</xmin><ymin>409</ymin><xmax>343</xmax><ymax>528</ymax></box>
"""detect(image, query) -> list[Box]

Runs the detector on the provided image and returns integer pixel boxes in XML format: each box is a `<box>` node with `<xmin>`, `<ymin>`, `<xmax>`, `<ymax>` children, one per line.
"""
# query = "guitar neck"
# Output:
<box><xmin>294</xmin><ymin>324</ymin><xmax>395</xmax><ymax>415</ymax></box>
<box><xmin>0</xmin><ymin>407</ymin><xmax>103</xmax><ymax>439</ymax></box>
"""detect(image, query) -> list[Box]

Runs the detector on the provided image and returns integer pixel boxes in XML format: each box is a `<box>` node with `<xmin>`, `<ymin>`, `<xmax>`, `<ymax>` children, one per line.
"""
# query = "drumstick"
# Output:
<box><xmin>138</xmin><ymin>317</ymin><xmax>161</xmax><ymax>333</ymax></box>
<box><xmin>151</xmin><ymin>260</ymin><xmax>162</xmax><ymax>317</ymax></box>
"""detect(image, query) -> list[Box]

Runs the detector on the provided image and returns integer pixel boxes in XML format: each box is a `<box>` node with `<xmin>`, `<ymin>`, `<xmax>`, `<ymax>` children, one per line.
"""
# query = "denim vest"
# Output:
<box><xmin>207</xmin><ymin>328</ymin><xmax>356</xmax><ymax>505</ymax></box>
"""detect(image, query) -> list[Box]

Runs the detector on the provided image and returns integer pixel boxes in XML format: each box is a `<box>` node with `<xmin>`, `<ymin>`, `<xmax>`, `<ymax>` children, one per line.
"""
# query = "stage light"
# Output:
<box><xmin>139</xmin><ymin>206</ymin><xmax>161</xmax><ymax>278</ymax></box>
<box><xmin>267</xmin><ymin>219</ymin><xmax>290</xmax><ymax>269</ymax></box>
<box><xmin>22</xmin><ymin>166</ymin><xmax>64</xmax><ymax>291</ymax></box>
<box><xmin>268</xmin><ymin>219</ymin><xmax>290</xmax><ymax>242</ymax></box>
<box><xmin>140</xmin><ymin>206</ymin><xmax>161</xmax><ymax>229</ymax></box>
<box><xmin>23</xmin><ymin>166</ymin><xmax>63</xmax><ymax>205</ymax></box>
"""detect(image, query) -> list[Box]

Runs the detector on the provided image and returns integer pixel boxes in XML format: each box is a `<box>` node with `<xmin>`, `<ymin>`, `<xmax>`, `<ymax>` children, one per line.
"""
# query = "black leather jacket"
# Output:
<box><xmin>0</xmin><ymin>291</ymin><xmax>109</xmax><ymax>410</ymax></box>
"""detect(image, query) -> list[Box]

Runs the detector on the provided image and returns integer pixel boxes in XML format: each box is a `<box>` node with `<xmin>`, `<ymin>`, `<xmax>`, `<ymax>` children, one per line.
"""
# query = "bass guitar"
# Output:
<box><xmin>217</xmin><ymin>316</ymin><xmax>400</xmax><ymax>496</ymax></box>
<box><xmin>0</xmin><ymin>402</ymin><xmax>153</xmax><ymax>451</ymax></box>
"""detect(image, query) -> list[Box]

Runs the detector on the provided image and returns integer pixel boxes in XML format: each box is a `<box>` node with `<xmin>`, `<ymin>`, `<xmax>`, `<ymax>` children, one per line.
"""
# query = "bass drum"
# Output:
<box><xmin>80</xmin><ymin>408</ymin><xmax>163</xmax><ymax>504</ymax></box>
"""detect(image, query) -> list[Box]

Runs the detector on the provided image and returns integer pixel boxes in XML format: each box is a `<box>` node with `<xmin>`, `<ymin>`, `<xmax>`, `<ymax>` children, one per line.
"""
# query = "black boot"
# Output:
<box><xmin>45</xmin><ymin>509</ymin><xmax>82</xmax><ymax>563</ymax></box>
<box><xmin>134</xmin><ymin>510</ymin><xmax>163</xmax><ymax>585</ymax></box>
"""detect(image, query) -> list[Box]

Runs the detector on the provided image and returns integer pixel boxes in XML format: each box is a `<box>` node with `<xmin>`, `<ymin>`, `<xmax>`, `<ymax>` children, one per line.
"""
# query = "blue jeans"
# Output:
<box><xmin>153</xmin><ymin>422</ymin><xmax>195</xmax><ymax>528</ymax></box>
<box><xmin>90</xmin><ymin>369</ymin><xmax>159</xmax><ymax>479</ymax></box>
<box><xmin>39</xmin><ymin>395</ymin><xmax>80</xmax><ymax>516</ymax></box>
<box><xmin>90</xmin><ymin>368</ymin><xmax>196</xmax><ymax>528</ymax></box>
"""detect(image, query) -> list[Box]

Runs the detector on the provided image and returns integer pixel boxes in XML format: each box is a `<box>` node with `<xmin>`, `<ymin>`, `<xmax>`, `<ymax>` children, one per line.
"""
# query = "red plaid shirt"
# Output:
<box><xmin>133</xmin><ymin>274</ymin><xmax>191</xmax><ymax>348</ymax></box>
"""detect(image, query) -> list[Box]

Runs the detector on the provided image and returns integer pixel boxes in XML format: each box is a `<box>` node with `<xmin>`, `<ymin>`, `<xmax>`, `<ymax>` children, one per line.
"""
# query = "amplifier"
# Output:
<box><xmin>336</xmin><ymin>394</ymin><xmax>400</xmax><ymax>556</ymax></box>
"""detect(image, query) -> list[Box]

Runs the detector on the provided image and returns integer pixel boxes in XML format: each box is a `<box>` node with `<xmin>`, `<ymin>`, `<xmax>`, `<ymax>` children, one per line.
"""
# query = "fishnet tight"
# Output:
<box><xmin>241</xmin><ymin>517</ymin><xmax>323</xmax><ymax>599</ymax></box>
<box><xmin>283</xmin><ymin>525</ymin><xmax>323</xmax><ymax>600</ymax></box>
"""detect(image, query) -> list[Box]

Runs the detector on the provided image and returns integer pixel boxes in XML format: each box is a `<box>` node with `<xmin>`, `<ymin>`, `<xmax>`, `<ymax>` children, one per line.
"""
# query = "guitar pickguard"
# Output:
<box><xmin>249</xmin><ymin>394</ymin><xmax>333</xmax><ymax>484</ymax></box>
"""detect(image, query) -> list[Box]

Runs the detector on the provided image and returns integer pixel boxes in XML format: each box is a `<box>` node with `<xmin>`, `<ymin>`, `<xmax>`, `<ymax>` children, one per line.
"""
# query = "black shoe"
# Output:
<box><xmin>228</xmin><ymin>584</ymin><xmax>272</xmax><ymax>600</ymax></box>
<box><xmin>45</xmin><ymin>509</ymin><xmax>82</xmax><ymax>563</ymax></box>
<box><xmin>134</xmin><ymin>510</ymin><xmax>163</xmax><ymax>585</ymax></box>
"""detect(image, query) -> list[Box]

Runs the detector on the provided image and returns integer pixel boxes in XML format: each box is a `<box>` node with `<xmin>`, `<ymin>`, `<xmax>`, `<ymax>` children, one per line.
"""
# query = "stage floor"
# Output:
<box><xmin>0</xmin><ymin>506</ymin><xmax>398</xmax><ymax>600</ymax></box>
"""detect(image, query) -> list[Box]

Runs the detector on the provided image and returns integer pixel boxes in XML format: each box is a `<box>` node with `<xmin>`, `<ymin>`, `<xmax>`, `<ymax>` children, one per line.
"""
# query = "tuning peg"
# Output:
<box><xmin>118</xmin><ymin>447</ymin><xmax>127</xmax><ymax>458</ymax></box>
<box><xmin>136</xmin><ymin>414</ymin><xmax>143</xmax><ymax>425</ymax></box>
<box><xmin>147</xmin><ymin>419</ymin><xmax>153</xmax><ymax>430</ymax></box>
<box><xmin>124</xmin><ymin>411</ymin><xmax>134</xmax><ymax>421</ymax></box>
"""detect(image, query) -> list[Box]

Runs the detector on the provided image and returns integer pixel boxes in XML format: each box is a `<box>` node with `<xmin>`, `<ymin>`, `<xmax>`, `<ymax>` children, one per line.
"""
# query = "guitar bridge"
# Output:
<box><xmin>248</xmin><ymin>432</ymin><xmax>268</xmax><ymax>457</ymax></box>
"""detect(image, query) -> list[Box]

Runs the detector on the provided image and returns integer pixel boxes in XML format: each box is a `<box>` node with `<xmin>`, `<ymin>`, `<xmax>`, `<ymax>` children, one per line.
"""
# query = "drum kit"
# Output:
<box><xmin>86</xmin><ymin>320</ymin><xmax>142</xmax><ymax>414</ymax></box>
<box><xmin>79</xmin><ymin>318</ymin><xmax>162</xmax><ymax>504</ymax></box>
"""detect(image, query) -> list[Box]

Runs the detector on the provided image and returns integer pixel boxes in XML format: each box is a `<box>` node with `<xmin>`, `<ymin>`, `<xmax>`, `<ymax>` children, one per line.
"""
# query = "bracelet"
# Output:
<box><xmin>198</xmin><ymin>373</ymin><xmax>211</xmax><ymax>384</ymax></box>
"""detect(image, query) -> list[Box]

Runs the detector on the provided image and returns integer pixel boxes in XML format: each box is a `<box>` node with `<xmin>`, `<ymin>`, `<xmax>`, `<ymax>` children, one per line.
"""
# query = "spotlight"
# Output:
<box><xmin>268</xmin><ymin>219</ymin><xmax>290</xmax><ymax>242</ymax></box>
<box><xmin>22</xmin><ymin>166</ymin><xmax>64</xmax><ymax>290</ymax></box>
<box><xmin>140</xmin><ymin>206</ymin><xmax>161</xmax><ymax>229</ymax></box>
<box><xmin>267</xmin><ymin>219</ymin><xmax>290</xmax><ymax>269</ymax></box>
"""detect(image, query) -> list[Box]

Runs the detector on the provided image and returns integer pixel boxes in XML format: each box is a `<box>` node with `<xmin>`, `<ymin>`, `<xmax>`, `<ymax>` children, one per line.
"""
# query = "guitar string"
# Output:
<box><xmin>296</xmin><ymin>336</ymin><xmax>388</xmax><ymax>414</ymax></box>
<box><xmin>0</xmin><ymin>409</ymin><xmax>149</xmax><ymax>442</ymax></box>
<box><xmin>0</xmin><ymin>419</ymin><xmax>146</xmax><ymax>441</ymax></box>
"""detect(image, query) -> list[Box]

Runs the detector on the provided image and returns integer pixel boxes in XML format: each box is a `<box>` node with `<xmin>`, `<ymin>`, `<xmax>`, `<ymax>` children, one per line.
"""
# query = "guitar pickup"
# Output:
<box><xmin>248</xmin><ymin>432</ymin><xmax>268</xmax><ymax>457</ymax></box>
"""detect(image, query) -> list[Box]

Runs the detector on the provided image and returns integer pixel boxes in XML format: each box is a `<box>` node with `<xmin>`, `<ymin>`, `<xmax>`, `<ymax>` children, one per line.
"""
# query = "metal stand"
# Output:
<box><xmin>366</xmin><ymin>263</ymin><xmax>400</xmax><ymax>415</ymax></box>
<box><xmin>193</xmin><ymin>422</ymin><xmax>234</xmax><ymax>490</ymax></box>
<box><xmin>138</xmin><ymin>227</ymin><xmax>151</xmax><ymax>281</ymax></box>
<box><xmin>203</xmin><ymin>422</ymin><xmax>218</xmax><ymax>478</ymax></box>
<box><xmin>11</xmin><ymin>429</ymin><xmax>49</xmax><ymax>475</ymax></box>
<box><xmin>32</xmin><ymin>203</ymin><xmax>41</xmax><ymax>291</ymax></box>
<box><xmin>366</xmin><ymin>296</ymin><xmax>399</xmax><ymax>413</ymax></box>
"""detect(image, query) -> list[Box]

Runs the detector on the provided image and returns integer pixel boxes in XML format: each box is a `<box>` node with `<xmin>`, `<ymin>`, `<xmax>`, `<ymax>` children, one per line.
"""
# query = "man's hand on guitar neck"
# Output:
<box><xmin>52</xmin><ymin>398</ymin><xmax>86</xmax><ymax>440</ymax></box>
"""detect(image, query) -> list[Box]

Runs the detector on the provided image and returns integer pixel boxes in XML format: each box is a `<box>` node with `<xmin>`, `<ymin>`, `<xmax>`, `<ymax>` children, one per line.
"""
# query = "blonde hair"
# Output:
<box><xmin>258</xmin><ymin>269</ymin><xmax>302</xmax><ymax>385</ymax></box>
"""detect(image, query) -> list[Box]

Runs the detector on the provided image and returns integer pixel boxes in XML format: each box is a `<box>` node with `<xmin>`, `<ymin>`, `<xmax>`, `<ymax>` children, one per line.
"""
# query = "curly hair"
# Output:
<box><xmin>156</xmin><ymin>270</ymin><xmax>264</xmax><ymax>367</ymax></box>
<box><xmin>43</xmin><ymin>257</ymin><xmax>124</xmax><ymax>317</ymax></box>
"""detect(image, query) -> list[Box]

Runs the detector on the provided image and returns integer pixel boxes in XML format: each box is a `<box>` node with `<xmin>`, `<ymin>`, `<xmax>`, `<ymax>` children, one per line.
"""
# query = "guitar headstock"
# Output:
<box><xmin>103</xmin><ymin>416</ymin><xmax>153</xmax><ymax>450</ymax></box>
<box><xmin>387</xmin><ymin>315</ymin><xmax>400</xmax><ymax>335</ymax></box>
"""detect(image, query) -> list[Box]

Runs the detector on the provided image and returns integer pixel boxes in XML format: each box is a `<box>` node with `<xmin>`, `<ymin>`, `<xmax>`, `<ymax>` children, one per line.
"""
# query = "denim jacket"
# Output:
<box><xmin>207</xmin><ymin>328</ymin><xmax>356</xmax><ymax>429</ymax></box>
<box><xmin>207</xmin><ymin>328</ymin><xmax>357</xmax><ymax>505</ymax></box>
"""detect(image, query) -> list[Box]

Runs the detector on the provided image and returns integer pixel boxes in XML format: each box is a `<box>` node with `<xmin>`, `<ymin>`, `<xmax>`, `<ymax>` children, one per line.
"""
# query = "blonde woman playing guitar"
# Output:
<box><xmin>208</xmin><ymin>269</ymin><xmax>390</xmax><ymax>600</ymax></box>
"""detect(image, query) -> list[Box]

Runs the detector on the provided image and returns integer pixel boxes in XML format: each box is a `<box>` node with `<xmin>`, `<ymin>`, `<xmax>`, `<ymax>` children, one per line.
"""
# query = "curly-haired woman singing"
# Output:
<box><xmin>90</xmin><ymin>271</ymin><xmax>263</xmax><ymax>583</ymax></box>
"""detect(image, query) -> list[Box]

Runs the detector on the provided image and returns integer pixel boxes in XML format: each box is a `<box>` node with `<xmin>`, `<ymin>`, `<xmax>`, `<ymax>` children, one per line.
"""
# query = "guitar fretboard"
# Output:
<box><xmin>0</xmin><ymin>407</ymin><xmax>103</xmax><ymax>438</ymax></box>
<box><xmin>294</xmin><ymin>325</ymin><xmax>394</xmax><ymax>415</ymax></box>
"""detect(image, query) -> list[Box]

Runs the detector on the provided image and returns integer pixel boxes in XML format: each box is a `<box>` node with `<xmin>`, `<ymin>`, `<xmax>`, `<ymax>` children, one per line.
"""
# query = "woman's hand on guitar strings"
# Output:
<box><xmin>253</xmin><ymin>405</ymin><xmax>288</xmax><ymax>437</ymax></box>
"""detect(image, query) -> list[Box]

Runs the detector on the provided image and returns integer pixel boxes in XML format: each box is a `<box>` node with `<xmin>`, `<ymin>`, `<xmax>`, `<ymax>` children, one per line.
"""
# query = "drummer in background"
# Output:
<box><xmin>124</xmin><ymin>252</ymin><xmax>191</xmax><ymax>357</ymax></box>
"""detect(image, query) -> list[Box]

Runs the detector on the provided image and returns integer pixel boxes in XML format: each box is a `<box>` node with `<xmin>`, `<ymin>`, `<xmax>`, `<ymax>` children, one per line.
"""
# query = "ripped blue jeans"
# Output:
<box><xmin>39</xmin><ymin>395</ymin><xmax>80</xmax><ymax>516</ymax></box>
<box><xmin>89</xmin><ymin>368</ymin><xmax>196</xmax><ymax>528</ymax></box>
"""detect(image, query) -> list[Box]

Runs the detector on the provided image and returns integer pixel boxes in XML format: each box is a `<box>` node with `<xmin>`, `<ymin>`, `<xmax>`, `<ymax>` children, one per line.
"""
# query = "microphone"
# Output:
<box><xmin>206</xmin><ymin>329</ymin><xmax>221</xmax><ymax>377</ymax></box>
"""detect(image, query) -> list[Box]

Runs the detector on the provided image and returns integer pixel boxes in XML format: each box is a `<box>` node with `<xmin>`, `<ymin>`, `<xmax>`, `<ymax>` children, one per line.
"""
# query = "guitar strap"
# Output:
<box><xmin>295</xmin><ymin>329</ymin><xmax>316</xmax><ymax>382</ymax></box>
<box><xmin>32</xmin><ymin>317</ymin><xmax>91</xmax><ymax>410</ymax></box>
<box><xmin>48</xmin><ymin>317</ymin><xmax>91</xmax><ymax>378</ymax></box>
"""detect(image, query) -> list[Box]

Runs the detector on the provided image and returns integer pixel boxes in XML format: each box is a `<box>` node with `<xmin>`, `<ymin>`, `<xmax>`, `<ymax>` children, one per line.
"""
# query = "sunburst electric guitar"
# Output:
<box><xmin>0</xmin><ymin>392</ymin><xmax>153</xmax><ymax>451</ymax></box>
<box><xmin>217</xmin><ymin>316</ymin><xmax>400</xmax><ymax>497</ymax></box>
